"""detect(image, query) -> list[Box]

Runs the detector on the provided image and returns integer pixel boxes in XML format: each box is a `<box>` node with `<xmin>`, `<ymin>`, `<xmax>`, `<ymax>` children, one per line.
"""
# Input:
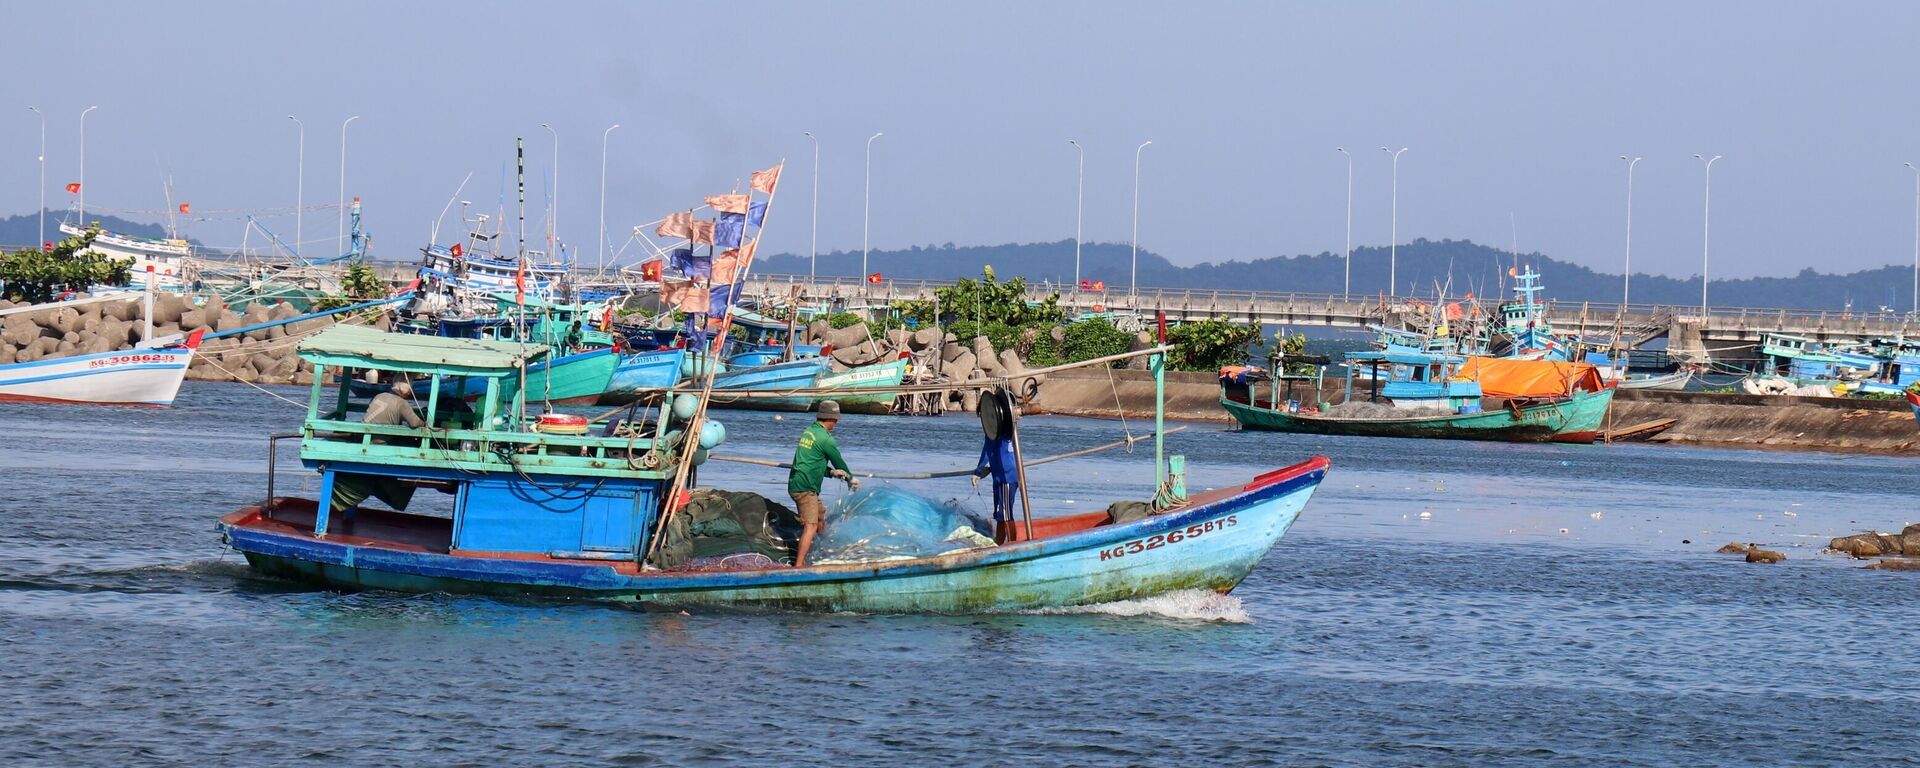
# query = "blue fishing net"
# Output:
<box><xmin>812</xmin><ymin>486</ymin><xmax>995</xmax><ymax>563</ymax></box>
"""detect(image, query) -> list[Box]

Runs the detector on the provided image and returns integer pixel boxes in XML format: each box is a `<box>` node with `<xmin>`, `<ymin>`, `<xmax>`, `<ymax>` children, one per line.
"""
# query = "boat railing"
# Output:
<box><xmin>299</xmin><ymin>419</ymin><xmax>672</xmax><ymax>478</ymax></box>
<box><xmin>263</xmin><ymin>432</ymin><xmax>303</xmax><ymax>508</ymax></box>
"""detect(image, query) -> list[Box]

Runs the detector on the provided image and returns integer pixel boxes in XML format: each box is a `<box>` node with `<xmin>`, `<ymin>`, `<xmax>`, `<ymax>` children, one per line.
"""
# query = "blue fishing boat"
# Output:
<box><xmin>1493</xmin><ymin>267</ymin><xmax>1573</xmax><ymax>361</ymax></box>
<box><xmin>603</xmin><ymin>347</ymin><xmax>689</xmax><ymax>401</ymax></box>
<box><xmin>215</xmin><ymin>325</ymin><xmax>1330</xmax><ymax>611</ymax></box>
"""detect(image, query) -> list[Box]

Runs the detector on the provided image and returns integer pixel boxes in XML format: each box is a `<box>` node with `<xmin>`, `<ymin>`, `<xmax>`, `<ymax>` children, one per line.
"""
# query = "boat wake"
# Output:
<box><xmin>1026</xmin><ymin>589</ymin><xmax>1252</xmax><ymax>624</ymax></box>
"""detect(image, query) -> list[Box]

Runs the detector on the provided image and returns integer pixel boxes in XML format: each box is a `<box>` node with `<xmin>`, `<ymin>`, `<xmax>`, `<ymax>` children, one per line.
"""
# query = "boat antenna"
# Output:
<box><xmin>430</xmin><ymin>172</ymin><xmax>474</xmax><ymax>244</ymax></box>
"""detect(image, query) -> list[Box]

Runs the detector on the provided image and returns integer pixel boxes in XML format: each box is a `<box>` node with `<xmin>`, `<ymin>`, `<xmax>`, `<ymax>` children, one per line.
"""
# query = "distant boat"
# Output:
<box><xmin>61</xmin><ymin>222</ymin><xmax>194</xmax><ymax>292</ymax></box>
<box><xmin>603</xmin><ymin>347</ymin><xmax>688</xmax><ymax>401</ymax></box>
<box><xmin>1607</xmin><ymin>367</ymin><xmax>1694</xmax><ymax>391</ymax></box>
<box><xmin>1223</xmin><ymin>349</ymin><xmax>1613</xmax><ymax>443</ymax></box>
<box><xmin>442</xmin><ymin>346</ymin><xmax>620</xmax><ymax>407</ymax></box>
<box><xmin>0</xmin><ymin>329</ymin><xmax>204</xmax><ymax>406</ymax></box>
<box><xmin>707</xmin><ymin>356</ymin><xmax>910</xmax><ymax>413</ymax></box>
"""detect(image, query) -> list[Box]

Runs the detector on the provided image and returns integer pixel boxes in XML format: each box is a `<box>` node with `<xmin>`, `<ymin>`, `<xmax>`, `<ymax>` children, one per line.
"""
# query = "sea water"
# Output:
<box><xmin>2</xmin><ymin>382</ymin><xmax>1917</xmax><ymax>766</ymax></box>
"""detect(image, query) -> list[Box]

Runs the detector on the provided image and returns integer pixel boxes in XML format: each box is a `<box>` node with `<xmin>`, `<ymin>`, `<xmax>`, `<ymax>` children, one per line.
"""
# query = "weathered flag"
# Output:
<box><xmin>65</xmin><ymin>182</ymin><xmax>80</xmax><ymax>194</ymax></box>
<box><xmin>688</xmin><ymin>220</ymin><xmax>716</xmax><ymax>245</ymax></box>
<box><xmin>656</xmin><ymin>211</ymin><xmax>694</xmax><ymax>239</ymax></box>
<box><xmin>750</xmin><ymin>164</ymin><xmax>781</xmax><ymax>194</ymax></box>
<box><xmin>705</xmin><ymin>194</ymin><xmax>750</xmax><ymax>215</ymax></box>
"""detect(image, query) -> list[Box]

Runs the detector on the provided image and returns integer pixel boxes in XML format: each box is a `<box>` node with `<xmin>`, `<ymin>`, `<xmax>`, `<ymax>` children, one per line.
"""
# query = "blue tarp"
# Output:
<box><xmin>813</xmin><ymin>487</ymin><xmax>994</xmax><ymax>563</ymax></box>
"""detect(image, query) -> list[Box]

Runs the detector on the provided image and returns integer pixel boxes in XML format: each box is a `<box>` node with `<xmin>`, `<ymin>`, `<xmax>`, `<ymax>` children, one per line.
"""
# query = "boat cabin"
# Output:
<box><xmin>1342</xmin><ymin>350</ymin><xmax>1483</xmax><ymax>410</ymax></box>
<box><xmin>286</xmin><ymin>325</ymin><xmax>679</xmax><ymax>560</ymax></box>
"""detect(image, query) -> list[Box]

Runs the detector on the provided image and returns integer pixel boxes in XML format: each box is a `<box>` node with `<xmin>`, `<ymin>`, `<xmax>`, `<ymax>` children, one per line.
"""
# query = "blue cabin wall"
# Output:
<box><xmin>454</xmin><ymin>476</ymin><xmax>660</xmax><ymax>557</ymax></box>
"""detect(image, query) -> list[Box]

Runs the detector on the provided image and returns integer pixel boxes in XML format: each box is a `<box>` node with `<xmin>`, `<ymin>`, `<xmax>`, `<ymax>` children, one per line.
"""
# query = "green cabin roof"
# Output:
<box><xmin>296</xmin><ymin>324</ymin><xmax>549</xmax><ymax>376</ymax></box>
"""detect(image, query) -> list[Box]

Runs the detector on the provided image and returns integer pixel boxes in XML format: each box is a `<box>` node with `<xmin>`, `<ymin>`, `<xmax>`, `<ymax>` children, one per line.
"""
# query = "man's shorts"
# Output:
<box><xmin>790</xmin><ymin>491</ymin><xmax>825</xmax><ymax>527</ymax></box>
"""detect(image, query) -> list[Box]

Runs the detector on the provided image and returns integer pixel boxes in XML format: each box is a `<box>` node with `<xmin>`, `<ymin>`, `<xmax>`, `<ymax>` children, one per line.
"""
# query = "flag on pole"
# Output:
<box><xmin>688</xmin><ymin>220</ymin><xmax>716</xmax><ymax>245</ymax></box>
<box><xmin>713</xmin><ymin>246</ymin><xmax>749</xmax><ymax>284</ymax></box>
<box><xmin>714</xmin><ymin>214</ymin><xmax>745</xmax><ymax>249</ymax></box>
<box><xmin>656</xmin><ymin>211</ymin><xmax>693</xmax><ymax>239</ymax></box>
<box><xmin>750</xmin><ymin>164</ymin><xmax>782</xmax><ymax>194</ymax></box>
<box><xmin>639</xmin><ymin>259</ymin><xmax>664</xmax><ymax>282</ymax></box>
<box><xmin>867</xmin><ymin>272</ymin><xmax>883</xmax><ymax>284</ymax></box>
<box><xmin>660</xmin><ymin>279</ymin><xmax>710</xmax><ymax>313</ymax></box>
<box><xmin>1092</xmin><ymin>280</ymin><xmax>1105</xmax><ymax>291</ymax></box>
<box><xmin>450</xmin><ymin>242</ymin><xmax>464</xmax><ymax>258</ymax></box>
<box><xmin>178</xmin><ymin>203</ymin><xmax>191</xmax><ymax>214</ymax></box>
<box><xmin>514</xmin><ymin>258</ymin><xmax>527</xmax><ymax>305</ymax></box>
<box><xmin>65</xmin><ymin>182</ymin><xmax>80</xmax><ymax>194</ymax></box>
<box><xmin>705</xmin><ymin>194</ymin><xmax>750</xmax><ymax>215</ymax></box>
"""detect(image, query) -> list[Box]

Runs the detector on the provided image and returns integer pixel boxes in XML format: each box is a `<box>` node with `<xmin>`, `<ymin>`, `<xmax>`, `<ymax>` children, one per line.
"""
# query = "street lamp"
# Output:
<box><xmin>1337</xmin><ymin>147</ymin><xmax>1352</xmax><ymax>295</ymax></box>
<box><xmin>1070</xmin><ymin>139</ymin><xmax>1084</xmax><ymax>293</ymax></box>
<box><xmin>1694</xmin><ymin>153</ymin><xmax>1721</xmax><ymax>317</ymax></box>
<box><xmin>863</xmin><ymin>131</ymin><xmax>883</xmax><ymax>279</ymax></box>
<box><xmin>1380</xmin><ymin>146</ymin><xmax>1408</xmax><ymax>295</ymax></box>
<box><xmin>1906</xmin><ymin>162</ymin><xmax>1919</xmax><ymax>315</ymax></box>
<box><xmin>288</xmin><ymin>115</ymin><xmax>305</xmax><ymax>256</ymax></box>
<box><xmin>541</xmin><ymin>122</ymin><xmax>557</xmax><ymax>262</ymax></box>
<box><xmin>1620</xmin><ymin>155</ymin><xmax>1641</xmax><ymax>306</ymax></box>
<box><xmin>1132</xmin><ymin>140</ymin><xmax>1152</xmax><ymax>299</ymax></box>
<box><xmin>599</xmin><ymin>123</ymin><xmax>619</xmax><ymax>271</ymax></box>
<box><xmin>804</xmin><ymin>131</ymin><xmax>819</xmax><ymax>279</ymax></box>
<box><xmin>338</xmin><ymin>115</ymin><xmax>359</xmax><ymax>255</ymax></box>
<box><xmin>79</xmin><ymin>105</ymin><xmax>97</xmax><ymax>227</ymax></box>
<box><xmin>28</xmin><ymin>106</ymin><xmax>44</xmax><ymax>248</ymax></box>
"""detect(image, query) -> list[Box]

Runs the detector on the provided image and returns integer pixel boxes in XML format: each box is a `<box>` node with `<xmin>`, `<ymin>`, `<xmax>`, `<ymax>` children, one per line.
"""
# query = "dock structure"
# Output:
<box><xmin>733</xmin><ymin>273</ymin><xmax>1920</xmax><ymax>356</ymax></box>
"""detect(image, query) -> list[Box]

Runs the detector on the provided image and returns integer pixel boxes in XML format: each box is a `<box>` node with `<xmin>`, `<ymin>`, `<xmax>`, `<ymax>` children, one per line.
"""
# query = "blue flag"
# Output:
<box><xmin>709</xmin><ymin>282</ymin><xmax>737</xmax><ymax>315</ymax></box>
<box><xmin>668</xmin><ymin>247</ymin><xmax>710</xmax><ymax>279</ymax></box>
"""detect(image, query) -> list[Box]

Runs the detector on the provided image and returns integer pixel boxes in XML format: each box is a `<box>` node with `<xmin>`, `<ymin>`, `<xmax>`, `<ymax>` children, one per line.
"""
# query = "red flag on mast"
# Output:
<box><xmin>65</xmin><ymin>182</ymin><xmax>81</xmax><ymax>194</ymax></box>
<box><xmin>178</xmin><ymin>203</ymin><xmax>191</xmax><ymax>215</ymax></box>
<box><xmin>515</xmin><ymin>258</ymin><xmax>527</xmax><ymax>305</ymax></box>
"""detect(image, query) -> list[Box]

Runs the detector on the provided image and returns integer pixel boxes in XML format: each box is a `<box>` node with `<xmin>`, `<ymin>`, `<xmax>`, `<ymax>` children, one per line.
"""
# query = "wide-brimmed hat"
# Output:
<box><xmin>816</xmin><ymin>400</ymin><xmax>841</xmax><ymax>419</ymax></box>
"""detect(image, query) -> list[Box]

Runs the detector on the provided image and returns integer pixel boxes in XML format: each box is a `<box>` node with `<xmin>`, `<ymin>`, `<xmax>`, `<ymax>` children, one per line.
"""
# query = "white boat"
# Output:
<box><xmin>0</xmin><ymin>330</ymin><xmax>203</xmax><ymax>406</ymax></box>
<box><xmin>61</xmin><ymin>222</ymin><xmax>194</xmax><ymax>292</ymax></box>
<box><xmin>1615</xmin><ymin>368</ymin><xmax>1693</xmax><ymax>391</ymax></box>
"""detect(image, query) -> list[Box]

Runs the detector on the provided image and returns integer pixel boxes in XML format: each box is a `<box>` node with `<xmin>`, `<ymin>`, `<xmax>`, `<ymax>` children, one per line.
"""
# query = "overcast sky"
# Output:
<box><xmin>7</xmin><ymin>1</ymin><xmax>1919</xmax><ymax>279</ymax></box>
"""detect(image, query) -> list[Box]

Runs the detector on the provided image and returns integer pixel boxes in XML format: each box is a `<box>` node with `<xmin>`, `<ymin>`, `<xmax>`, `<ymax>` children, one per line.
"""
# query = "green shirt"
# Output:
<box><xmin>788</xmin><ymin>421</ymin><xmax>849</xmax><ymax>494</ymax></box>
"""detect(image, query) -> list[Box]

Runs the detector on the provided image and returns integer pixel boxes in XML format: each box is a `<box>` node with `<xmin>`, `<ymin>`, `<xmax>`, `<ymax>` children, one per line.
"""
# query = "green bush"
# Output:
<box><xmin>1060</xmin><ymin>318</ymin><xmax>1133</xmax><ymax>366</ymax></box>
<box><xmin>929</xmin><ymin>266</ymin><xmax>1065</xmax><ymax>328</ymax></box>
<box><xmin>825</xmin><ymin>311</ymin><xmax>865</xmax><ymax>329</ymax></box>
<box><xmin>1166</xmin><ymin>317</ymin><xmax>1259</xmax><ymax>372</ymax></box>
<box><xmin>315</xmin><ymin>261</ymin><xmax>387</xmax><ymax>311</ymax></box>
<box><xmin>0</xmin><ymin>227</ymin><xmax>131</xmax><ymax>304</ymax></box>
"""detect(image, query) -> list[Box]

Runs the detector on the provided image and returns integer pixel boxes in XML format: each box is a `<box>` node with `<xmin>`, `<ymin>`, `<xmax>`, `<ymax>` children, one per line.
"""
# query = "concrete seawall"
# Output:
<box><xmin>1029</xmin><ymin>367</ymin><xmax>1920</xmax><ymax>455</ymax></box>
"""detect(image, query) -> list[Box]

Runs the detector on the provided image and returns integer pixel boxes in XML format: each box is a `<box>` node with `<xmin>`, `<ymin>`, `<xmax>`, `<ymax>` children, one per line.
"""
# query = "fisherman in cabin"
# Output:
<box><xmin>329</xmin><ymin>374</ymin><xmax>422</xmax><ymax>520</ymax></box>
<box><xmin>364</xmin><ymin>377</ymin><xmax>424</xmax><ymax>429</ymax></box>
<box><xmin>788</xmin><ymin>400</ymin><xmax>856</xmax><ymax>568</ymax></box>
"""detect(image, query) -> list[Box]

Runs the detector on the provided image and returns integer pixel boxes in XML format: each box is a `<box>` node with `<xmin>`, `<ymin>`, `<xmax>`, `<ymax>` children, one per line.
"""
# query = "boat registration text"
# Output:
<box><xmin>1099</xmin><ymin>515</ymin><xmax>1238</xmax><ymax>560</ymax></box>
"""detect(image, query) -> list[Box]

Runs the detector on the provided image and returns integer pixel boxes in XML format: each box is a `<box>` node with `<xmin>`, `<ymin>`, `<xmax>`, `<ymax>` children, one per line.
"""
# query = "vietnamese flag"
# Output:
<box><xmin>178</xmin><ymin>203</ymin><xmax>191</xmax><ymax>215</ymax></box>
<box><xmin>867</xmin><ymin>272</ymin><xmax>883</xmax><ymax>284</ymax></box>
<box><xmin>1092</xmin><ymin>280</ymin><xmax>1106</xmax><ymax>291</ymax></box>
<box><xmin>65</xmin><ymin>182</ymin><xmax>81</xmax><ymax>194</ymax></box>
<box><xmin>639</xmin><ymin>259</ymin><xmax>663</xmax><ymax>282</ymax></box>
<box><xmin>450</xmin><ymin>242</ymin><xmax>464</xmax><ymax>258</ymax></box>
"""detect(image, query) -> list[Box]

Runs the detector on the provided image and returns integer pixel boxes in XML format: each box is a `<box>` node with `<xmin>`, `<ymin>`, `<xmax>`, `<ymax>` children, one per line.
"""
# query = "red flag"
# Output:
<box><xmin>639</xmin><ymin>259</ymin><xmax>663</xmax><ymax>282</ymax></box>
<box><xmin>514</xmin><ymin>259</ymin><xmax>527</xmax><ymax>305</ymax></box>
<box><xmin>705</xmin><ymin>194</ymin><xmax>749</xmax><ymax>215</ymax></box>
<box><xmin>656</xmin><ymin>211</ymin><xmax>693</xmax><ymax>239</ymax></box>
<box><xmin>1078</xmin><ymin>279</ymin><xmax>1092</xmax><ymax>290</ymax></box>
<box><xmin>42</xmin><ymin>241</ymin><xmax>53</xmax><ymax>252</ymax></box>
<box><xmin>178</xmin><ymin>203</ymin><xmax>191</xmax><ymax>215</ymax></box>
<box><xmin>65</xmin><ymin>182</ymin><xmax>81</xmax><ymax>194</ymax></box>
<box><xmin>1092</xmin><ymin>280</ymin><xmax>1106</xmax><ymax>291</ymax></box>
<box><xmin>750</xmin><ymin>165</ymin><xmax>781</xmax><ymax>194</ymax></box>
<box><xmin>867</xmin><ymin>272</ymin><xmax>883</xmax><ymax>284</ymax></box>
<box><xmin>450</xmin><ymin>242</ymin><xmax>464</xmax><ymax>258</ymax></box>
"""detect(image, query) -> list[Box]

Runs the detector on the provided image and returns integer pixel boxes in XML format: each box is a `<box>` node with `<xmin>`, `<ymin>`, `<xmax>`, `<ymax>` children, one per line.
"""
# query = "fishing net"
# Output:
<box><xmin>812</xmin><ymin>486</ymin><xmax>995</xmax><ymax>564</ymax></box>
<box><xmin>651</xmin><ymin>489</ymin><xmax>803</xmax><ymax>569</ymax></box>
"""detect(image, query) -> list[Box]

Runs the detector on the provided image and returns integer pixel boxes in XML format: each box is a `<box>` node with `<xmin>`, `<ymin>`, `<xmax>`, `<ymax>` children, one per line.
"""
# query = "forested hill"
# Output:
<box><xmin>0</xmin><ymin>211</ymin><xmax>171</xmax><ymax>246</ymax></box>
<box><xmin>754</xmin><ymin>238</ymin><xmax>1914</xmax><ymax>312</ymax></box>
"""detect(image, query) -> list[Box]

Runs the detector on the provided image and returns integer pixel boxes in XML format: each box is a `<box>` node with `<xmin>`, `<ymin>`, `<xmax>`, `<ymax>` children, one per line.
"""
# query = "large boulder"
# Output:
<box><xmin>829</xmin><ymin>341</ymin><xmax>884</xmax><ymax>368</ymax></box>
<box><xmin>1</xmin><ymin>315</ymin><xmax>40</xmax><ymax>346</ymax></box>
<box><xmin>1744</xmin><ymin>546</ymin><xmax>1785</xmax><ymax>564</ymax></box>
<box><xmin>151</xmin><ymin>293</ymin><xmax>188</xmax><ymax>325</ymax></box>
<box><xmin>822</xmin><ymin>323</ymin><xmax>871</xmax><ymax>351</ymax></box>
<box><xmin>805</xmin><ymin>319</ymin><xmax>831</xmax><ymax>346</ymax></box>
<box><xmin>42</xmin><ymin>306</ymin><xmax>81</xmax><ymax>335</ymax></box>
<box><xmin>910</xmin><ymin>327</ymin><xmax>942</xmax><ymax>351</ymax></box>
<box><xmin>884</xmin><ymin>328</ymin><xmax>912</xmax><ymax>351</ymax></box>
<box><xmin>180</xmin><ymin>308</ymin><xmax>211</xmax><ymax>331</ymax></box>
<box><xmin>214</xmin><ymin>310</ymin><xmax>247</xmax><ymax>335</ymax></box>
<box><xmin>947</xmin><ymin>349</ymin><xmax>977</xmax><ymax>380</ymax></box>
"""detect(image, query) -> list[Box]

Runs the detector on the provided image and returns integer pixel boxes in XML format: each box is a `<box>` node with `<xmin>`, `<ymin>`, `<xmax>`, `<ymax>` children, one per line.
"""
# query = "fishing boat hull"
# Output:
<box><xmin>1617</xmin><ymin>369</ymin><xmax>1692</xmax><ymax>391</ymax></box>
<box><xmin>0</xmin><ymin>345</ymin><xmax>196</xmax><ymax>406</ymax></box>
<box><xmin>705</xmin><ymin>357</ymin><xmax>833</xmax><ymax>411</ymax></box>
<box><xmin>1224</xmin><ymin>387</ymin><xmax>1613</xmax><ymax>443</ymax></box>
<box><xmin>1908</xmin><ymin>390</ymin><xmax>1920</xmax><ymax>429</ymax></box>
<box><xmin>215</xmin><ymin>456</ymin><xmax>1328</xmax><ymax>612</ymax></box>
<box><xmin>446</xmin><ymin>347</ymin><xmax>620</xmax><ymax>406</ymax></box>
<box><xmin>601</xmin><ymin>348</ymin><xmax>687</xmax><ymax>402</ymax></box>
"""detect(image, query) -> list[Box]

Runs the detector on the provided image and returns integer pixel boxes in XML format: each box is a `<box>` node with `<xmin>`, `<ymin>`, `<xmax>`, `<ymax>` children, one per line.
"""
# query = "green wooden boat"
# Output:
<box><xmin>1221</xmin><ymin>349</ymin><xmax>1613</xmax><ymax>443</ymax></box>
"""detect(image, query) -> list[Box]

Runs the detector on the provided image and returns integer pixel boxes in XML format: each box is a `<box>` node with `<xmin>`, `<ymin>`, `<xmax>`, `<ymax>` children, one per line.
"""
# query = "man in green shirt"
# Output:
<box><xmin>789</xmin><ymin>400</ymin><xmax>855</xmax><ymax>567</ymax></box>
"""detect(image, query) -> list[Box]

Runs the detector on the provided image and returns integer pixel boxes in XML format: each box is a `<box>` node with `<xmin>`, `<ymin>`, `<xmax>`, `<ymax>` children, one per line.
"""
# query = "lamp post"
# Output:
<box><xmin>1132</xmin><ymin>140</ymin><xmax>1152</xmax><ymax>299</ymax></box>
<box><xmin>804</xmin><ymin>131</ymin><xmax>819</xmax><ymax>280</ymax></box>
<box><xmin>540</xmin><ymin>122</ymin><xmax>557</xmax><ymax>262</ymax></box>
<box><xmin>1907</xmin><ymin>162</ymin><xmax>1919</xmax><ymax>315</ymax></box>
<box><xmin>78</xmin><ymin>105</ymin><xmax>97</xmax><ymax>227</ymax></box>
<box><xmin>599</xmin><ymin>123</ymin><xmax>619</xmax><ymax>271</ymax></box>
<box><xmin>28</xmin><ymin>106</ymin><xmax>43</xmax><ymax>247</ymax></box>
<box><xmin>338</xmin><ymin>115</ymin><xmax>359</xmax><ymax>255</ymax></box>
<box><xmin>1070</xmin><ymin>139</ymin><xmax>1084</xmax><ymax>293</ymax></box>
<box><xmin>1379</xmin><ymin>146</ymin><xmax>1407</xmax><ymax>296</ymax></box>
<box><xmin>863</xmin><ymin>131</ymin><xmax>882</xmax><ymax>279</ymax></box>
<box><xmin>1620</xmin><ymin>155</ymin><xmax>1641</xmax><ymax>306</ymax></box>
<box><xmin>288</xmin><ymin>115</ymin><xmax>304</xmax><ymax>255</ymax></box>
<box><xmin>1694</xmin><ymin>153</ymin><xmax>1721</xmax><ymax>317</ymax></box>
<box><xmin>1337</xmin><ymin>147</ymin><xmax>1352</xmax><ymax>295</ymax></box>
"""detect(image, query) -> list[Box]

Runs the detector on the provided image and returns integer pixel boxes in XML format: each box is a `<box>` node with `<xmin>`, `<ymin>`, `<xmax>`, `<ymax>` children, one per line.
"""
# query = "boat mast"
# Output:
<box><xmin>515</xmin><ymin>138</ymin><xmax>529</xmax><ymax>424</ymax></box>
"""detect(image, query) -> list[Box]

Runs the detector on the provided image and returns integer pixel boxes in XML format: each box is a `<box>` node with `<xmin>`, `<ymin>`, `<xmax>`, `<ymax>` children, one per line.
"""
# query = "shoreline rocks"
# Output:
<box><xmin>0</xmin><ymin>293</ymin><xmax>332</xmax><ymax>387</ymax></box>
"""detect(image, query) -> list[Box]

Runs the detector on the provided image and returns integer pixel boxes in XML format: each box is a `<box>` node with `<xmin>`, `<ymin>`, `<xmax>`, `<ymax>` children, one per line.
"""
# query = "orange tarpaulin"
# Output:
<box><xmin>1454</xmin><ymin>357</ymin><xmax>1606</xmax><ymax>398</ymax></box>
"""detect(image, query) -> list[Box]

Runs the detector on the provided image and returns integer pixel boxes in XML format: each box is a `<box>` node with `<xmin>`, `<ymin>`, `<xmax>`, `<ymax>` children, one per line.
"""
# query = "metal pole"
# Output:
<box><xmin>79</xmin><ymin>106</ymin><xmax>97</xmax><ymax>226</ymax></box>
<box><xmin>1380</xmin><ymin>146</ymin><xmax>1407</xmax><ymax>296</ymax></box>
<box><xmin>338</xmin><ymin>115</ymin><xmax>359</xmax><ymax>256</ymax></box>
<box><xmin>28</xmin><ymin>107</ymin><xmax>43</xmax><ymax>248</ymax></box>
<box><xmin>1337</xmin><ymin>147</ymin><xmax>1351</xmax><ymax>295</ymax></box>
<box><xmin>1132</xmin><ymin>140</ymin><xmax>1152</xmax><ymax>301</ymax></box>
<box><xmin>805</xmin><ymin>131</ymin><xmax>818</xmax><ymax>280</ymax></box>
<box><xmin>1621</xmin><ymin>155</ymin><xmax>1640</xmax><ymax>306</ymax></box>
<box><xmin>1694</xmin><ymin>154</ymin><xmax>1720</xmax><ymax>317</ymax></box>
<box><xmin>1070</xmin><ymin>139</ymin><xmax>1084</xmax><ymax>293</ymax></box>
<box><xmin>541</xmin><ymin>123</ymin><xmax>557</xmax><ymax>264</ymax></box>
<box><xmin>288</xmin><ymin>115</ymin><xmax>304</xmax><ymax>256</ymax></box>
<box><xmin>1908</xmin><ymin>163</ymin><xmax>1919</xmax><ymax>315</ymax></box>
<box><xmin>864</xmin><ymin>132</ymin><xmax>882</xmax><ymax>279</ymax></box>
<box><xmin>599</xmin><ymin>123</ymin><xmax>619</xmax><ymax>271</ymax></box>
